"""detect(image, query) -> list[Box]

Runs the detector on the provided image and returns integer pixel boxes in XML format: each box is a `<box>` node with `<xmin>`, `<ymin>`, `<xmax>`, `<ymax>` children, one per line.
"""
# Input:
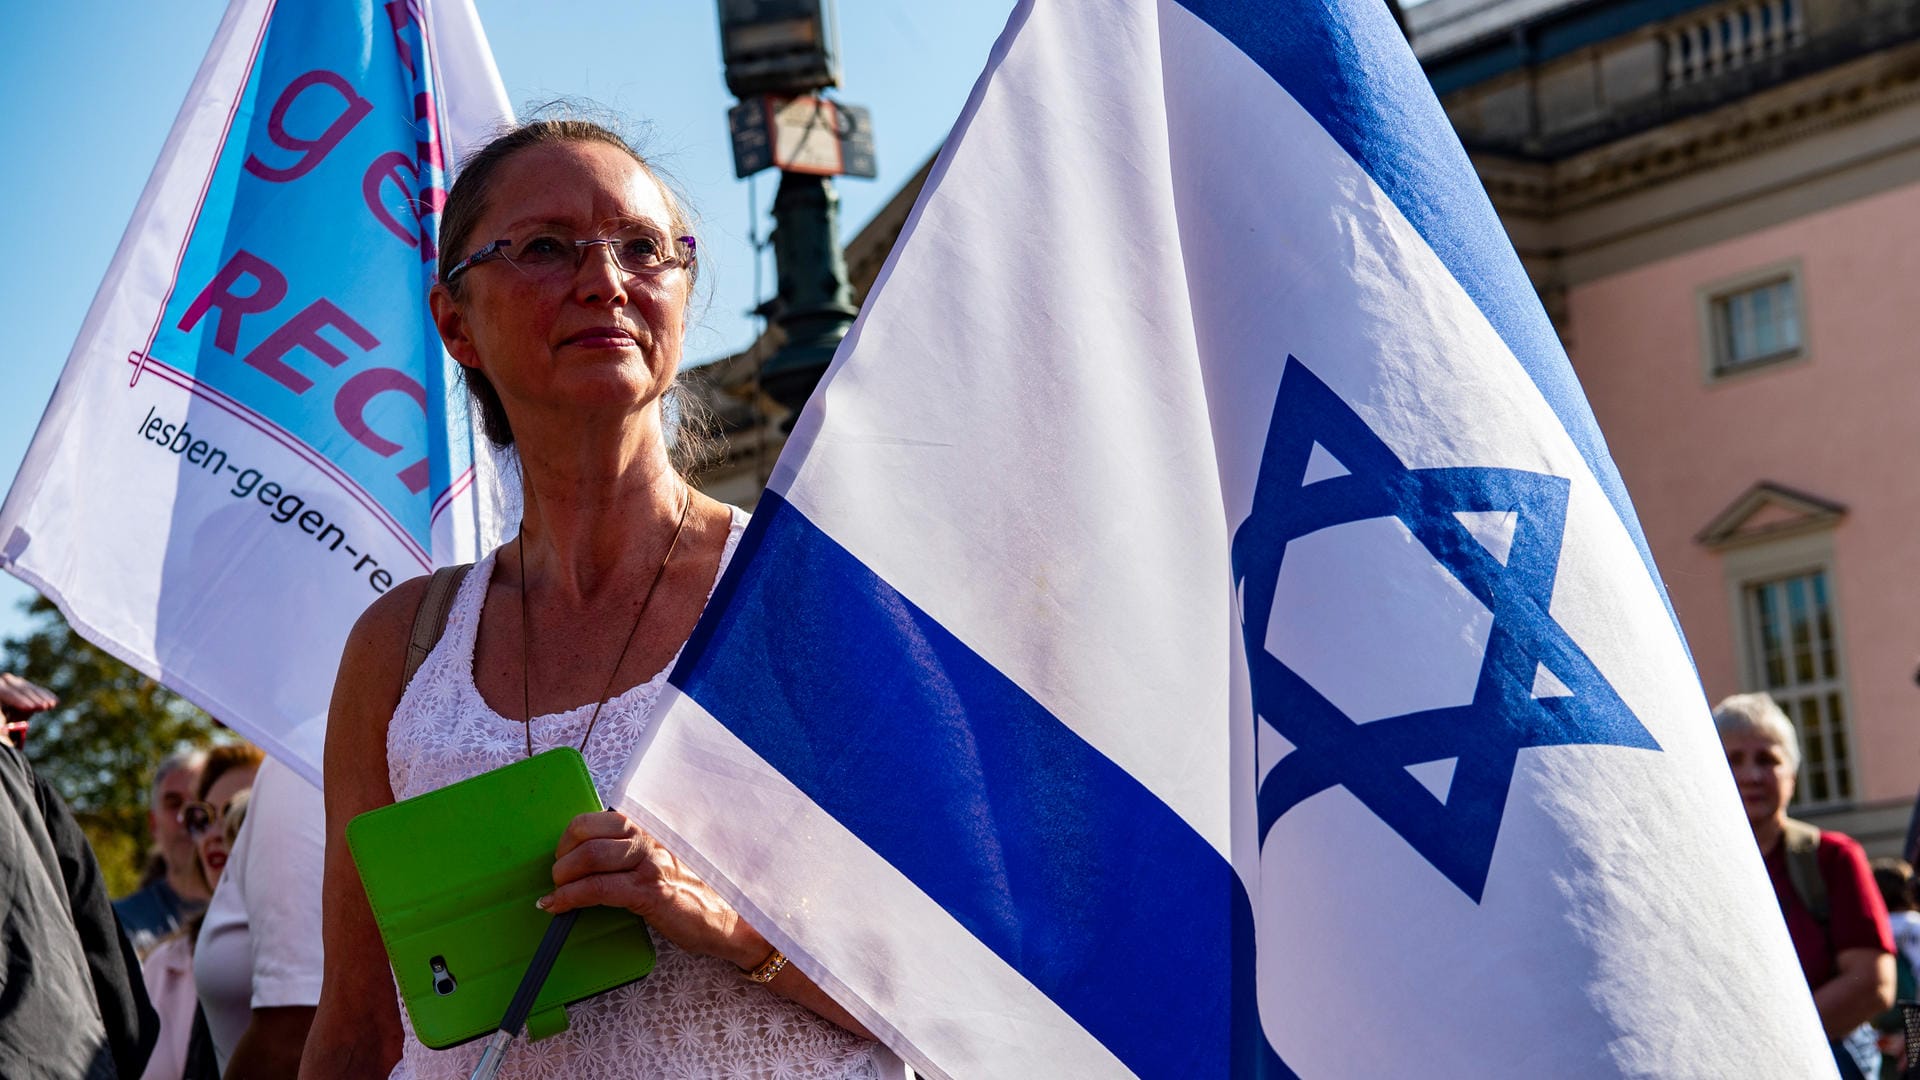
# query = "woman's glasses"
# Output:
<box><xmin>179</xmin><ymin>800</ymin><xmax>223</xmax><ymax>839</ymax></box>
<box><xmin>444</xmin><ymin>228</ymin><xmax>695</xmax><ymax>285</ymax></box>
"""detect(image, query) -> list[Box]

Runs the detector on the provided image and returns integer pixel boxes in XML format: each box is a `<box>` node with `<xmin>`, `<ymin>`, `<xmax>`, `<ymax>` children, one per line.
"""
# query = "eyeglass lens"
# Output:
<box><xmin>501</xmin><ymin>230</ymin><xmax>685</xmax><ymax>277</ymax></box>
<box><xmin>181</xmin><ymin>802</ymin><xmax>217</xmax><ymax>836</ymax></box>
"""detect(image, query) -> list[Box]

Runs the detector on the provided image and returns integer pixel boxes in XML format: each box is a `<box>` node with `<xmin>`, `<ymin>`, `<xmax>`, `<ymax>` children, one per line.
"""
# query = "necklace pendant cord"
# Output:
<box><xmin>516</xmin><ymin>487</ymin><xmax>696</xmax><ymax>759</ymax></box>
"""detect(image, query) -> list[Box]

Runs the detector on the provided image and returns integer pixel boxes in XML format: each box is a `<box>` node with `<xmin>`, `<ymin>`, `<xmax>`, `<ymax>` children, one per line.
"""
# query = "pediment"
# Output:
<box><xmin>1695</xmin><ymin>482</ymin><xmax>1846</xmax><ymax>549</ymax></box>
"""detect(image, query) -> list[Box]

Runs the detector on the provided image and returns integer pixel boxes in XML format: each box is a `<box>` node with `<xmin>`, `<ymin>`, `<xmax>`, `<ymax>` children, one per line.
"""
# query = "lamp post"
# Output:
<box><xmin>718</xmin><ymin>0</ymin><xmax>874</xmax><ymax>422</ymax></box>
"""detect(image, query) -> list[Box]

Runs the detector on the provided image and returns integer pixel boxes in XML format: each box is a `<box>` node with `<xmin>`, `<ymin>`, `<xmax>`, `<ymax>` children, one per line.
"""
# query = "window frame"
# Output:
<box><xmin>1721</xmin><ymin>530</ymin><xmax>1856</xmax><ymax>811</ymax></box>
<box><xmin>1697</xmin><ymin>259</ymin><xmax>1809</xmax><ymax>382</ymax></box>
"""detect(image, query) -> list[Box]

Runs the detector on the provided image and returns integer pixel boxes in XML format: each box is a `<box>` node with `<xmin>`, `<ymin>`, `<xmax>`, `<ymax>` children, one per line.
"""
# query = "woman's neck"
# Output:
<box><xmin>511</xmin><ymin>411</ymin><xmax>687</xmax><ymax>602</ymax></box>
<box><xmin>1751</xmin><ymin>813</ymin><xmax>1785</xmax><ymax>855</ymax></box>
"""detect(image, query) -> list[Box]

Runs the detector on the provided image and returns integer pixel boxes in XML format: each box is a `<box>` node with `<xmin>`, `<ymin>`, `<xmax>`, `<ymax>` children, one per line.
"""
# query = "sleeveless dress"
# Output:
<box><xmin>385</xmin><ymin>509</ymin><xmax>884</xmax><ymax>1079</ymax></box>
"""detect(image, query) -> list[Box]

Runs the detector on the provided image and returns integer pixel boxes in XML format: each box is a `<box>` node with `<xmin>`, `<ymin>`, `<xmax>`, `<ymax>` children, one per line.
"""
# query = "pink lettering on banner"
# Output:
<box><xmin>413</xmin><ymin>92</ymin><xmax>448</xmax><ymax>261</ymax></box>
<box><xmin>414</xmin><ymin>92</ymin><xmax>446</xmax><ymax>178</ymax></box>
<box><xmin>243</xmin><ymin>70</ymin><xmax>373</xmax><ymax>183</ymax></box>
<box><xmin>336</xmin><ymin>368</ymin><xmax>431</xmax><ymax>493</ymax></box>
<box><xmin>387</xmin><ymin>0</ymin><xmax>424</xmax><ymax>76</ymax></box>
<box><xmin>178</xmin><ymin>251</ymin><xmax>289</xmax><ymax>353</ymax></box>
<box><xmin>242</xmin><ymin>300</ymin><xmax>380</xmax><ymax>393</ymax></box>
<box><xmin>362</xmin><ymin>92</ymin><xmax>449</xmax><ymax>260</ymax></box>
<box><xmin>362</xmin><ymin>151</ymin><xmax>420</xmax><ymax>247</ymax></box>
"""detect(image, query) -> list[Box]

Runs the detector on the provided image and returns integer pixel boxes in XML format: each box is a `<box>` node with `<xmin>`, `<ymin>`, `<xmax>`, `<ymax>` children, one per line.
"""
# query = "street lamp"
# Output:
<box><xmin>717</xmin><ymin>0</ymin><xmax>873</xmax><ymax>423</ymax></box>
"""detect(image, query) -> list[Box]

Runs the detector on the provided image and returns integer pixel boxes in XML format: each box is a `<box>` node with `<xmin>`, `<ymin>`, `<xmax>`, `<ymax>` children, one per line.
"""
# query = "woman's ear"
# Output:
<box><xmin>429</xmin><ymin>283</ymin><xmax>481</xmax><ymax>369</ymax></box>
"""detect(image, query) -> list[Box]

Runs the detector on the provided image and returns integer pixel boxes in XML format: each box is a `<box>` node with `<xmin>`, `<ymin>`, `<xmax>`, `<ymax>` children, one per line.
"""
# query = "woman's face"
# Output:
<box><xmin>1723</xmin><ymin>731</ymin><xmax>1796</xmax><ymax>826</ymax></box>
<box><xmin>434</xmin><ymin>140</ymin><xmax>692</xmax><ymax>439</ymax></box>
<box><xmin>194</xmin><ymin>764</ymin><xmax>256</xmax><ymax>889</ymax></box>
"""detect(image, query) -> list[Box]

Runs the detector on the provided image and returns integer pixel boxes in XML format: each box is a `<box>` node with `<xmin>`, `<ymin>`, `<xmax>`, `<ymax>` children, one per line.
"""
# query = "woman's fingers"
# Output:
<box><xmin>538</xmin><ymin>873</ymin><xmax>631</xmax><ymax>916</ymax></box>
<box><xmin>536</xmin><ymin>815</ymin><xmax>750</xmax><ymax>962</ymax></box>
<box><xmin>553</xmin><ymin>809</ymin><xmax>641</xmax><ymax>860</ymax></box>
<box><xmin>539</xmin><ymin>837</ymin><xmax>672</xmax><ymax>915</ymax></box>
<box><xmin>551</xmin><ymin>834</ymin><xmax>652</xmax><ymax>885</ymax></box>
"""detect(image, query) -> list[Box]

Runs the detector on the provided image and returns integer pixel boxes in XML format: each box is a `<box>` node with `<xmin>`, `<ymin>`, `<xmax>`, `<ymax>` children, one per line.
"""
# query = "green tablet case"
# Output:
<box><xmin>346</xmin><ymin>747</ymin><xmax>656</xmax><ymax>1049</ymax></box>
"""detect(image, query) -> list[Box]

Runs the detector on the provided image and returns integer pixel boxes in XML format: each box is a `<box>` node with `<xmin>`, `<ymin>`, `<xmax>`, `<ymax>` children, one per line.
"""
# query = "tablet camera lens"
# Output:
<box><xmin>429</xmin><ymin>955</ymin><xmax>457</xmax><ymax>996</ymax></box>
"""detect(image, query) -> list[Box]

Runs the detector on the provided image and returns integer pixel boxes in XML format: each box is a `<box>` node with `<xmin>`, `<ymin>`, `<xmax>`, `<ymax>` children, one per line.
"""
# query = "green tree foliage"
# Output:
<box><xmin>2</xmin><ymin>595</ymin><xmax>219</xmax><ymax>897</ymax></box>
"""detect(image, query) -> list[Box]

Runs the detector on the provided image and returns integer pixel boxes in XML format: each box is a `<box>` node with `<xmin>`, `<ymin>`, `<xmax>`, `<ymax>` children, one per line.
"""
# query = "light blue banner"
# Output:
<box><xmin>149</xmin><ymin>0</ymin><xmax>467</xmax><ymax>552</ymax></box>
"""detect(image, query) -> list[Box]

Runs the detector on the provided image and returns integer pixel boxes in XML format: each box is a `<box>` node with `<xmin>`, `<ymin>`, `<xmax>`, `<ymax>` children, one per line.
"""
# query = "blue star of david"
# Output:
<box><xmin>1234</xmin><ymin>357</ymin><xmax>1660</xmax><ymax>902</ymax></box>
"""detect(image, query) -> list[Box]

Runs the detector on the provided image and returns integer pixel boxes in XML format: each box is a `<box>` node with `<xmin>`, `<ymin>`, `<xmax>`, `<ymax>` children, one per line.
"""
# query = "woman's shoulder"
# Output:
<box><xmin>344</xmin><ymin>560</ymin><xmax>486</xmax><ymax>664</ymax></box>
<box><xmin>327</xmin><ymin>567</ymin><xmax>472</xmax><ymax>764</ymax></box>
<box><xmin>1810</xmin><ymin>829</ymin><xmax>1883</xmax><ymax>901</ymax></box>
<box><xmin>336</xmin><ymin>574</ymin><xmax>439</xmax><ymax>689</ymax></box>
<box><xmin>1814</xmin><ymin>827</ymin><xmax>1872</xmax><ymax>862</ymax></box>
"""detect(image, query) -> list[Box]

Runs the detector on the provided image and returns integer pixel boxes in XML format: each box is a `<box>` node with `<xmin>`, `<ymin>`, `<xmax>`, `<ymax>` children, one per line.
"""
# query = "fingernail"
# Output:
<box><xmin>536</xmin><ymin>896</ymin><xmax>553</xmax><ymax>911</ymax></box>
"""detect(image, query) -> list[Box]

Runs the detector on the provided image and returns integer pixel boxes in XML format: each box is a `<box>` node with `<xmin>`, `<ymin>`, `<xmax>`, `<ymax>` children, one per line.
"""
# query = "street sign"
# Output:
<box><xmin>729</xmin><ymin>94</ymin><xmax>877</xmax><ymax>179</ymax></box>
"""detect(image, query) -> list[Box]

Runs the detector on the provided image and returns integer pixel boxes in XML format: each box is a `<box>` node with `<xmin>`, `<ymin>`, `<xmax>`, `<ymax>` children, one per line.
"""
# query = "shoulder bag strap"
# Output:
<box><xmin>1780</xmin><ymin>816</ymin><xmax>1829</xmax><ymax>926</ymax></box>
<box><xmin>402</xmin><ymin>564</ymin><xmax>473</xmax><ymax>691</ymax></box>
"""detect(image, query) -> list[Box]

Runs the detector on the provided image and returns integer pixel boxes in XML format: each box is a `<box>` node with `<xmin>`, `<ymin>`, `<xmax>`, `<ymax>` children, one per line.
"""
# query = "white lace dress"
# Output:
<box><xmin>385</xmin><ymin>510</ymin><xmax>884</xmax><ymax>1080</ymax></box>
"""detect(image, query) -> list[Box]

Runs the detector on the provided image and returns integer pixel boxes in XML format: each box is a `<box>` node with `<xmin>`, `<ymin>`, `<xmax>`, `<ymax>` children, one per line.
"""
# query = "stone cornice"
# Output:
<box><xmin>1479</xmin><ymin>37</ymin><xmax>1920</xmax><ymax>214</ymax></box>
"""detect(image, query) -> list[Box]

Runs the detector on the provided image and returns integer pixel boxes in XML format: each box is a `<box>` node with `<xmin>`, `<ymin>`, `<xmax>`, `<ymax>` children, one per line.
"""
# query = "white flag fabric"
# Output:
<box><xmin>616</xmin><ymin>0</ymin><xmax>1835</xmax><ymax>1076</ymax></box>
<box><xmin>0</xmin><ymin>0</ymin><xmax>514</xmax><ymax>781</ymax></box>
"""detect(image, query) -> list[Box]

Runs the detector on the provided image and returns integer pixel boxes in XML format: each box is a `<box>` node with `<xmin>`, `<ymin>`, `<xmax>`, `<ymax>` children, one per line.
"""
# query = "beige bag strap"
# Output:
<box><xmin>402</xmin><ymin>564</ymin><xmax>472</xmax><ymax>690</ymax></box>
<box><xmin>1780</xmin><ymin>816</ymin><xmax>1828</xmax><ymax>925</ymax></box>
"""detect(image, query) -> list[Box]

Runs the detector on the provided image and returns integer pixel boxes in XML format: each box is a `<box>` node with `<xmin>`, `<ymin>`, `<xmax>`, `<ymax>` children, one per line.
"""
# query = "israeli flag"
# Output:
<box><xmin>0</xmin><ymin>0</ymin><xmax>513</xmax><ymax>779</ymax></box>
<box><xmin>617</xmin><ymin>0</ymin><xmax>1832</xmax><ymax>1074</ymax></box>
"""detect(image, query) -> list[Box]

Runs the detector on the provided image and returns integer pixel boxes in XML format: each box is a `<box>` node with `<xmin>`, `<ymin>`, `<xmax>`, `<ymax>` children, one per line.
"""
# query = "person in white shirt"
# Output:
<box><xmin>195</xmin><ymin>755</ymin><xmax>326</xmax><ymax>1079</ymax></box>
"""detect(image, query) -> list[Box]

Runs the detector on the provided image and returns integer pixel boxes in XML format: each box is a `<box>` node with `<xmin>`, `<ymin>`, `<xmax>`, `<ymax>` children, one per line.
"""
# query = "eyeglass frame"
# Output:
<box><xmin>178</xmin><ymin>799</ymin><xmax>226</xmax><ymax>839</ymax></box>
<box><xmin>443</xmin><ymin>231</ymin><xmax>697</xmax><ymax>286</ymax></box>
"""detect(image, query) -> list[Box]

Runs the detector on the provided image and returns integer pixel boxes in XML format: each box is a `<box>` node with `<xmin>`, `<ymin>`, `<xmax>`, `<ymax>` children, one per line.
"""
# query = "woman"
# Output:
<box><xmin>194</xmin><ymin>756</ymin><xmax>327</xmax><ymax>1078</ymax></box>
<box><xmin>1717</xmin><ymin>692</ymin><xmax>1893</xmax><ymax>1079</ymax></box>
<box><xmin>303</xmin><ymin>120</ymin><xmax>887</xmax><ymax>1080</ymax></box>
<box><xmin>139</xmin><ymin>742</ymin><xmax>263</xmax><ymax>1080</ymax></box>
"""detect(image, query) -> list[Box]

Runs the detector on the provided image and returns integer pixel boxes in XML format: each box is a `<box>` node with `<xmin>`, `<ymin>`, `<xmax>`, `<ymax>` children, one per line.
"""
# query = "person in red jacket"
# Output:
<box><xmin>1718</xmin><ymin>692</ymin><xmax>1895</xmax><ymax>1080</ymax></box>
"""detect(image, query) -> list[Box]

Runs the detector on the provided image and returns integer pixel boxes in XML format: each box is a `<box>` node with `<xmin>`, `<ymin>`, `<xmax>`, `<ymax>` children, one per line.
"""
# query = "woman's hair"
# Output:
<box><xmin>222</xmin><ymin>789</ymin><xmax>252</xmax><ymax>847</ymax></box>
<box><xmin>436</xmin><ymin>117</ymin><xmax>708</xmax><ymax>468</ymax></box>
<box><xmin>1711</xmin><ymin>692</ymin><xmax>1801</xmax><ymax>771</ymax></box>
<box><xmin>195</xmin><ymin>742</ymin><xmax>264</xmax><ymax>801</ymax></box>
<box><xmin>1872</xmin><ymin>857</ymin><xmax>1916</xmax><ymax>913</ymax></box>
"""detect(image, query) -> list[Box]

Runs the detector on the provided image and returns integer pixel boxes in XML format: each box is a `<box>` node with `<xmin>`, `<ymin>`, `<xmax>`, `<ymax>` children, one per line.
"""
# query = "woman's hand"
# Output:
<box><xmin>539</xmin><ymin>809</ymin><xmax>878</xmax><ymax>1041</ymax></box>
<box><xmin>540</xmin><ymin>810</ymin><xmax>765</xmax><ymax>969</ymax></box>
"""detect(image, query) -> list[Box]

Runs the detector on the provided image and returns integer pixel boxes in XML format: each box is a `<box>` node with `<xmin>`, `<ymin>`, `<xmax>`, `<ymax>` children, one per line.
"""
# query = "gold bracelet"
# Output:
<box><xmin>745</xmin><ymin>946</ymin><xmax>789</xmax><ymax>984</ymax></box>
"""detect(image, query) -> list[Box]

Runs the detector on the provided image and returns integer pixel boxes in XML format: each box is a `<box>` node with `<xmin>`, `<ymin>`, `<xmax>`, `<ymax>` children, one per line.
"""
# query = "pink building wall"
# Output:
<box><xmin>1566</xmin><ymin>181</ymin><xmax>1920</xmax><ymax>805</ymax></box>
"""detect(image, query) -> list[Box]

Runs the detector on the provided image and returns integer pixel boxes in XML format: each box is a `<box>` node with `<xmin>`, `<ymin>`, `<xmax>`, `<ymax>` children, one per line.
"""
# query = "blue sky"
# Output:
<box><xmin>0</xmin><ymin>1</ymin><xmax>1014</xmax><ymax>645</ymax></box>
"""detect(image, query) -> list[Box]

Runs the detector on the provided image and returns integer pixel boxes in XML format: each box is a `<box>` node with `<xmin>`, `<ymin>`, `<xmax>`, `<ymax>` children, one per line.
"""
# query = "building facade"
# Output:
<box><xmin>693</xmin><ymin>0</ymin><xmax>1920</xmax><ymax>849</ymax></box>
<box><xmin>1414</xmin><ymin>0</ymin><xmax>1920</xmax><ymax>849</ymax></box>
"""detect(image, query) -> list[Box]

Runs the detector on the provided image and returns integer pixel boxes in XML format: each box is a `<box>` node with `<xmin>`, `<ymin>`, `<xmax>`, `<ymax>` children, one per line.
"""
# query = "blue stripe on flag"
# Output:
<box><xmin>1172</xmin><ymin>0</ymin><xmax>1680</xmax><ymax>636</ymax></box>
<box><xmin>672</xmin><ymin>492</ymin><xmax>1284</xmax><ymax>1078</ymax></box>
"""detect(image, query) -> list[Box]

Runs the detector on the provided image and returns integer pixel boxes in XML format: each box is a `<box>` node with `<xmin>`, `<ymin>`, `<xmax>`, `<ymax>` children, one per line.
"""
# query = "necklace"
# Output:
<box><xmin>516</xmin><ymin>487</ymin><xmax>694</xmax><ymax>759</ymax></box>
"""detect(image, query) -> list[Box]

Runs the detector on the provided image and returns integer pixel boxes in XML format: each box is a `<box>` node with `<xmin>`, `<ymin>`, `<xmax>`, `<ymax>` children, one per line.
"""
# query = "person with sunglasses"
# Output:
<box><xmin>138</xmin><ymin>742</ymin><xmax>262</xmax><ymax>1080</ymax></box>
<box><xmin>178</xmin><ymin>744</ymin><xmax>262</xmax><ymax>895</ymax></box>
<box><xmin>305</xmin><ymin>118</ymin><xmax>892</xmax><ymax>1080</ymax></box>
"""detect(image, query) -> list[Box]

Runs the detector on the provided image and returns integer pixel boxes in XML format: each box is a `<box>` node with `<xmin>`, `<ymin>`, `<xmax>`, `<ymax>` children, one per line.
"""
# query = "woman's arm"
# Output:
<box><xmin>298</xmin><ymin>581</ymin><xmax>426</xmax><ymax>1079</ymax></box>
<box><xmin>1813</xmin><ymin>947</ymin><xmax>1894</xmax><ymax>1039</ymax></box>
<box><xmin>542</xmin><ymin>811</ymin><xmax>876</xmax><ymax>1040</ymax></box>
<box><xmin>227</xmin><ymin>1006</ymin><xmax>316</xmax><ymax>1080</ymax></box>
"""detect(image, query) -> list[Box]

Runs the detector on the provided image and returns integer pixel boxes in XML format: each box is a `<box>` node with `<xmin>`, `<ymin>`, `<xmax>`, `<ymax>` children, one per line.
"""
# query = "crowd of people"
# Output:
<box><xmin>3</xmin><ymin>670</ymin><xmax>328</xmax><ymax>1080</ymax></box>
<box><xmin>7</xmin><ymin>116</ymin><xmax>1919</xmax><ymax>1079</ymax></box>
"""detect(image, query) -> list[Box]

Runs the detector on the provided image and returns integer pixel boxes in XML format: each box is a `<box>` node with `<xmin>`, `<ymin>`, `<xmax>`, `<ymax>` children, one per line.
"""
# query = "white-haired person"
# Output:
<box><xmin>115</xmin><ymin>748</ymin><xmax>211</xmax><ymax>956</ymax></box>
<box><xmin>1717</xmin><ymin>692</ymin><xmax>1895</xmax><ymax>1079</ymax></box>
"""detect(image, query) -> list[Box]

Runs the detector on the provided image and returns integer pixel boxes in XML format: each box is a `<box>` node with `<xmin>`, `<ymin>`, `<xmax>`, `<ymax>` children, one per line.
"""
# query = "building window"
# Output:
<box><xmin>1715</xmin><ymin>277</ymin><xmax>1801</xmax><ymax>369</ymax></box>
<box><xmin>1742</xmin><ymin>568</ymin><xmax>1852</xmax><ymax>807</ymax></box>
<box><xmin>1701</xmin><ymin>265</ymin><xmax>1806</xmax><ymax>378</ymax></box>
